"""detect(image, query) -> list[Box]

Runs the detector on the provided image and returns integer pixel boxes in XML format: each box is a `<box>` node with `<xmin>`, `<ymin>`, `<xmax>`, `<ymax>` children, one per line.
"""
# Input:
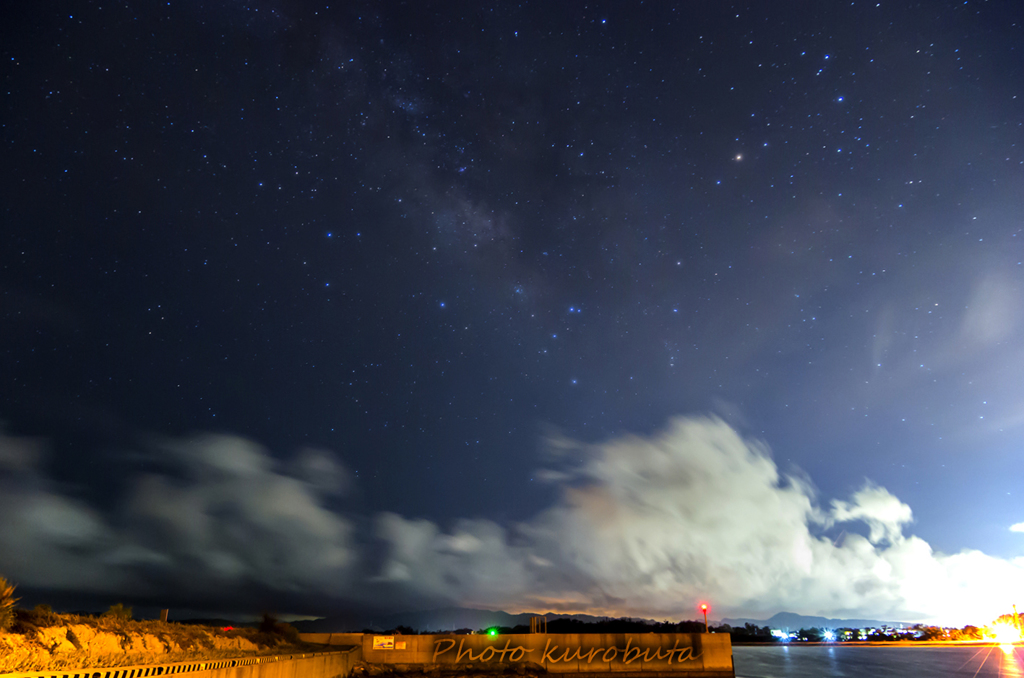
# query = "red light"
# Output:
<box><xmin>701</xmin><ymin>604</ymin><xmax>707</xmax><ymax>611</ymax></box>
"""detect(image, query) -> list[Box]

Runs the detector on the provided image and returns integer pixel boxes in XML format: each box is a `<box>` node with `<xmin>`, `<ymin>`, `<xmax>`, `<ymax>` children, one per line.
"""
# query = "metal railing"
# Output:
<box><xmin>11</xmin><ymin>649</ymin><xmax>353</xmax><ymax>678</ymax></box>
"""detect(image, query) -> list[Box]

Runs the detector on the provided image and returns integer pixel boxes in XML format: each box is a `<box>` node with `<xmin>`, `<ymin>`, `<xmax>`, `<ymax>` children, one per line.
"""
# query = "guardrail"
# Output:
<box><xmin>9</xmin><ymin>647</ymin><xmax>359</xmax><ymax>678</ymax></box>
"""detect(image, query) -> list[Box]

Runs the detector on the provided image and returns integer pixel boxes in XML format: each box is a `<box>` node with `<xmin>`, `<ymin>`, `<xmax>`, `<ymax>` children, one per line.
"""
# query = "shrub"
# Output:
<box><xmin>12</xmin><ymin>604</ymin><xmax>58</xmax><ymax>635</ymax></box>
<box><xmin>259</xmin><ymin>612</ymin><xmax>279</xmax><ymax>634</ymax></box>
<box><xmin>257</xmin><ymin>613</ymin><xmax>301</xmax><ymax>644</ymax></box>
<box><xmin>102</xmin><ymin>603</ymin><xmax>133</xmax><ymax>620</ymax></box>
<box><xmin>0</xmin><ymin>576</ymin><xmax>19</xmax><ymax>632</ymax></box>
<box><xmin>278</xmin><ymin>622</ymin><xmax>301</xmax><ymax>644</ymax></box>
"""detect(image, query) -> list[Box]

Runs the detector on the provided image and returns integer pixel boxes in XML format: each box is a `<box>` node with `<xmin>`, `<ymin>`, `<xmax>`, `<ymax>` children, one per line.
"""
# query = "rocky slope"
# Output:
<box><xmin>0</xmin><ymin>612</ymin><xmax>310</xmax><ymax>674</ymax></box>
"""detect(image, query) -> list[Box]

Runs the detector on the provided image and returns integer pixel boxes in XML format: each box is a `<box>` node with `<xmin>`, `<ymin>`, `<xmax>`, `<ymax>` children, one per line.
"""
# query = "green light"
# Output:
<box><xmin>488</xmin><ymin>629</ymin><xmax>497</xmax><ymax>637</ymax></box>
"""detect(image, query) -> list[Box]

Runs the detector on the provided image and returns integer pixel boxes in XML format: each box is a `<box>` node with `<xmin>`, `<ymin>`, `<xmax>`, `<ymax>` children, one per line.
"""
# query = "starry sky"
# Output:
<box><xmin>2</xmin><ymin>1</ymin><xmax>1023</xmax><ymax>625</ymax></box>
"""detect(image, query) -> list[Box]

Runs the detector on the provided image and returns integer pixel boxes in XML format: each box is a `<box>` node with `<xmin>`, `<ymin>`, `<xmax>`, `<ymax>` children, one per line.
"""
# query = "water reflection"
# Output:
<box><xmin>825</xmin><ymin>646</ymin><xmax>842</xmax><ymax>677</ymax></box>
<box><xmin>999</xmin><ymin>644</ymin><xmax>1023</xmax><ymax>678</ymax></box>
<box><xmin>733</xmin><ymin>643</ymin><xmax>1024</xmax><ymax>677</ymax></box>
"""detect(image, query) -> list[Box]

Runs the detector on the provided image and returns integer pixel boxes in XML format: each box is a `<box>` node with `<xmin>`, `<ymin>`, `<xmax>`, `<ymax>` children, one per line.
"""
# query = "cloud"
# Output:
<box><xmin>121</xmin><ymin>435</ymin><xmax>356</xmax><ymax>595</ymax></box>
<box><xmin>961</xmin><ymin>273</ymin><xmax>1018</xmax><ymax>347</ymax></box>
<box><xmin>373</xmin><ymin>417</ymin><xmax>1024</xmax><ymax>625</ymax></box>
<box><xmin>830</xmin><ymin>483</ymin><xmax>913</xmax><ymax>544</ymax></box>
<box><xmin>4</xmin><ymin>419</ymin><xmax>1024</xmax><ymax>625</ymax></box>
<box><xmin>1011</xmin><ymin>523</ymin><xmax>1024</xmax><ymax>533</ymax></box>
<box><xmin>0</xmin><ymin>434</ymin><xmax>125</xmax><ymax>592</ymax></box>
<box><xmin>372</xmin><ymin>514</ymin><xmax>531</xmax><ymax>605</ymax></box>
<box><xmin>291</xmin><ymin>447</ymin><xmax>353</xmax><ymax>497</ymax></box>
<box><xmin>0</xmin><ymin>431</ymin><xmax>357</xmax><ymax>604</ymax></box>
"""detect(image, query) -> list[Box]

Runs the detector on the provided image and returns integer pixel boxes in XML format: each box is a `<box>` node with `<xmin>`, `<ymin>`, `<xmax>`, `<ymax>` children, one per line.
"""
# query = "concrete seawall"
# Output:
<box><xmin>9</xmin><ymin>647</ymin><xmax>360</xmax><ymax>678</ymax></box>
<box><xmin>5</xmin><ymin>633</ymin><xmax>732</xmax><ymax>678</ymax></box>
<box><xmin>303</xmin><ymin>633</ymin><xmax>733</xmax><ymax>678</ymax></box>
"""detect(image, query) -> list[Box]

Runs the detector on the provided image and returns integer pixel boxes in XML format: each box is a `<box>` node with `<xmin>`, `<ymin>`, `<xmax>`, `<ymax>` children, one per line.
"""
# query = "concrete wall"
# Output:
<box><xmin>350</xmin><ymin>633</ymin><xmax>732</xmax><ymax>676</ymax></box>
<box><xmin>11</xmin><ymin>633</ymin><xmax>730</xmax><ymax>678</ymax></box>
<box><xmin>14</xmin><ymin>648</ymin><xmax>360</xmax><ymax>678</ymax></box>
<box><xmin>298</xmin><ymin>633</ymin><xmax>365</xmax><ymax>647</ymax></box>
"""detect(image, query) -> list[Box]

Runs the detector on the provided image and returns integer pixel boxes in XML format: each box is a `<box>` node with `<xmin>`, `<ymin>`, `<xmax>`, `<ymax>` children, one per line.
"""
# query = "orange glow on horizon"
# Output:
<box><xmin>987</xmin><ymin>621</ymin><xmax>1023</xmax><ymax>645</ymax></box>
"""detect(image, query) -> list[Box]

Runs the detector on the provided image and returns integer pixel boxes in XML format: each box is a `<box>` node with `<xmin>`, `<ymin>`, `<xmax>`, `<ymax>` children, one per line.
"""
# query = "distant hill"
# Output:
<box><xmin>293</xmin><ymin>607</ymin><xmax>915</xmax><ymax>634</ymax></box>
<box><xmin>292</xmin><ymin>607</ymin><xmax>649</xmax><ymax>633</ymax></box>
<box><xmin>721</xmin><ymin>611</ymin><xmax>911</xmax><ymax>631</ymax></box>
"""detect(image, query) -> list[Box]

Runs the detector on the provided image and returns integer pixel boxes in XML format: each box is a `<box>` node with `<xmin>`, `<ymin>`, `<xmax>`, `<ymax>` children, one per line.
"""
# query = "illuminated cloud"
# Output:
<box><xmin>830</xmin><ymin>482</ymin><xmax>913</xmax><ymax>544</ymax></box>
<box><xmin>1010</xmin><ymin>522</ymin><xmax>1024</xmax><ymax>533</ymax></box>
<box><xmin>4</xmin><ymin>421</ymin><xmax>1024</xmax><ymax>625</ymax></box>
<box><xmin>375</xmin><ymin>417</ymin><xmax>1024</xmax><ymax>625</ymax></box>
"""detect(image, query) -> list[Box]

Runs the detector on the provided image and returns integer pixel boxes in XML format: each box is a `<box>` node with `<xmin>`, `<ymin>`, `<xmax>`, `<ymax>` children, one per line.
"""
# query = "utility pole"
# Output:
<box><xmin>701</xmin><ymin>604</ymin><xmax>708</xmax><ymax>633</ymax></box>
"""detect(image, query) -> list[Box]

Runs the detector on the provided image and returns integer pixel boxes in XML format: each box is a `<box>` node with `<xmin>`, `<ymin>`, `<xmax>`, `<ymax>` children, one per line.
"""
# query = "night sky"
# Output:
<box><xmin>2</xmin><ymin>1</ymin><xmax>1024</xmax><ymax>625</ymax></box>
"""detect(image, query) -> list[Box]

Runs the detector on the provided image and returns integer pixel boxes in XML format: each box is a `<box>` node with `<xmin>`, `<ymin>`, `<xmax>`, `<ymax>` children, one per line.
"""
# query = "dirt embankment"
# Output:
<box><xmin>0</xmin><ymin>612</ymin><xmax>313</xmax><ymax>674</ymax></box>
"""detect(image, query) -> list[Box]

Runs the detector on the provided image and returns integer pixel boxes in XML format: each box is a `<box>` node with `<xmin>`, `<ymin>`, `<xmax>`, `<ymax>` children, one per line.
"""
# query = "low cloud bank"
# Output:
<box><xmin>2</xmin><ymin>417</ymin><xmax>1022</xmax><ymax>625</ymax></box>
<box><xmin>0</xmin><ymin>433</ymin><xmax>357</xmax><ymax>606</ymax></box>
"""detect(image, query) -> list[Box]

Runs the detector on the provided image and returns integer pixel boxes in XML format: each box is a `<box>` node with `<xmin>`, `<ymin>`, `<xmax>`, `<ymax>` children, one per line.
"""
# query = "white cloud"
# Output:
<box><xmin>373</xmin><ymin>513</ymin><xmax>531</xmax><ymax>607</ymax></box>
<box><xmin>5</xmin><ymin>420</ymin><xmax>1024</xmax><ymax>626</ymax></box>
<box><xmin>121</xmin><ymin>435</ymin><xmax>357</xmax><ymax>594</ymax></box>
<box><xmin>1011</xmin><ymin>522</ymin><xmax>1024</xmax><ymax>533</ymax></box>
<box><xmin>830</xmin><ymin>482</ymin><xmax>913</xmax><ymax>544</ymax></box>
<box><xmin>374</xmin><ymin>417</ymin><xmax>1024</xmax><ymax>625</ymax></box>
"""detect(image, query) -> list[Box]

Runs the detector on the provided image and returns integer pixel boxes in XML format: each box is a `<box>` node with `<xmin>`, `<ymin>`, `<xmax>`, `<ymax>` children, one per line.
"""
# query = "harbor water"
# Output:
<box><xmin>734</xmin><ymin>643</ymin><xmax>1024</xmax><ymax>677</ymax></box>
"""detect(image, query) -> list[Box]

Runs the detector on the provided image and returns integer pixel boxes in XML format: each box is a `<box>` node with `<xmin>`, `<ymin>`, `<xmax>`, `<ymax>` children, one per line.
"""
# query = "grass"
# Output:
<box><xmin>0</xmin><ymin>605</ymin><xmax>320</xmax><ymax>673</ymax></box>
<box><xmin>0</xmin><ymin>577</ymin><xmax>17</xmax><ymax>632</ymax></box>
